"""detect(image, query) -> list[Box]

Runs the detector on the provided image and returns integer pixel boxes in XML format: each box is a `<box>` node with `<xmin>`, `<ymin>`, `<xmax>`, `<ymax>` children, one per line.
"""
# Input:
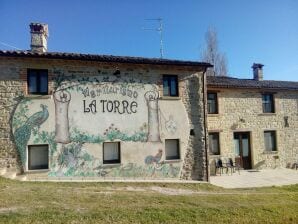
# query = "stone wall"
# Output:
<box><xmin>0</xmin><ymin>56</ymin><xmax>208</xmax><ymax>180</ymax></box>
<box><xmin>0</xmin><ymin>59</ymin><xmax>25</xmax><ymax>171</ymax></box>
<box><xmin>207</xmin><ymin>88</ymin><xmax>298</xmax><ymax>174</ymax></box>
<box><xmin>180</xmin><ymin>73</ymin><xmax>208</xmax><ymax>180</ymax></box>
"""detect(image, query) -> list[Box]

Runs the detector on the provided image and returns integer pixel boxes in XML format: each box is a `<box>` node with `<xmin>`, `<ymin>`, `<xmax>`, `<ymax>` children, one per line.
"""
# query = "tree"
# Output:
<box><xmin>201</xmin><ymin>27</ymin><xmax>228</xmax><ymax>76</ymax></box>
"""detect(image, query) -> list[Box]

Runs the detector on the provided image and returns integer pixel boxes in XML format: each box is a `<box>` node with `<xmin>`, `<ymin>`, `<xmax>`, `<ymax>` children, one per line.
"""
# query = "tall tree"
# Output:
<box><xmin>201</xmin><ymin>27</ymin><xmax>228</xmax><ymax>76</ymax></box>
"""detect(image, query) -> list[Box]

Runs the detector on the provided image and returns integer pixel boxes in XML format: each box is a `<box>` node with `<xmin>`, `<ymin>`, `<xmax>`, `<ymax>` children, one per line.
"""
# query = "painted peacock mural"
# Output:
<box><xmin>13</xmin><ymin>104</ymin><xmax>49</xmax><ymax>167</ymax></box>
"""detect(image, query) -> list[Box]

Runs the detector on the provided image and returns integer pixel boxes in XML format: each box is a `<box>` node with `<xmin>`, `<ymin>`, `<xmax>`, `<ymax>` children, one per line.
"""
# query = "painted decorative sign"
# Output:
<box><xmin>11</xmin><ymin>71</ymin><xmax>189</xmax><ymax>178</ymax></box>
<box><xmin>53</xmin><ymin>79</ymin><xmax>161</xmax><ymax>143</ymax></box>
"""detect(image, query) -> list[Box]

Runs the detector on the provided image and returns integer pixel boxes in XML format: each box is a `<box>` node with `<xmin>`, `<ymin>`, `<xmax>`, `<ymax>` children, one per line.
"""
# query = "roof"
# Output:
<box><xmin>207</xmin><ymin>76</ymin><xmax>298</xmax><ymax>91</ymax></box>
<box><xmin>0</xmin><ymin>50</ymin><xmax>212</xmax><ymax>68</ymax></box>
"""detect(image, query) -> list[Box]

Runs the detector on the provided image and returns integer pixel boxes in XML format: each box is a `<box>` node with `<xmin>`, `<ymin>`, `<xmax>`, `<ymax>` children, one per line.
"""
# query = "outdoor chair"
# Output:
<box><xmin>215</xmin><ymin>158</ymin><xmax>228</xmax><ymax>175</ymax></box>
<box><xmin>227</xmin><ymin>158</ymin><xmax>240</xmax><ymax>175</ymax></box>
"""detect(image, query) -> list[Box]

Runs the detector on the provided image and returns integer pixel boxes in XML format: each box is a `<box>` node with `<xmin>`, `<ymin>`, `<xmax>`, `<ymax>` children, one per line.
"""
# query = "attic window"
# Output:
<box><xmin>262</xmin><ymin>93</ymin><xmax>275</xmax><ymax>113</ymax></box>
<box><xmin>27</xmin><ymin>69</ymin><xmax>48</xmax><ymax>95</ymax></box>
<box><xmin>163</xmin><ymin>75</ymin><xmax>178</xmax><ymax>97</ymax></box>
<box><xmin>207</xmin><ymin>92</ymin><xmax>218</xmax><ymax>114</ymax></box>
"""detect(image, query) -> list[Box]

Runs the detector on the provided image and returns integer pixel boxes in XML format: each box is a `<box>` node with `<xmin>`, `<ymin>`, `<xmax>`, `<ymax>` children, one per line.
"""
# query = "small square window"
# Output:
<box><xmin>28</xmin><ymin>145</ymin><xmax>49</xmax><ymax>170</ymax></box>
<box><xmin>165</xmin><ymin>139</ymin><xmax>180</xmax><ymax>160</ymax></box>
<box><xmin>103</xmin><ymin>142</ymin><xmax>121</xmax><ymax>164</ymax></box>
<box><xmin>209</xmin><ymin>132</ymin><xmax>220</xmax><ymax>155</ymax></box>
<box><xmin>163</xmin><ymin>75</ymin><xmax>178</xmax><ymax>97</ymax></box>
<box><xmin>207</xmin><ymin>92</ymin><xmax>218</xmax><ymax>114</ymax></box>
<box><xmin>27</xmin><ymin>69</ymin><xmax>48</xmax><ymax>95</ymax></box>
<box><xmin>262</xmin><ymin>93</ymin><xmax>275</xmax><ymax>113</ymax></box>
<box><xmin>264</xmin><ymin>131</ymin><xmax>277</xmax><ymax>151</ymax></box>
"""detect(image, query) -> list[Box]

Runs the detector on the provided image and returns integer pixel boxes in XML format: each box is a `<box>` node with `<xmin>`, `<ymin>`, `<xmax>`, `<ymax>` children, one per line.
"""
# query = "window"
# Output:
<box><xmin>27</xmin><ymin>69</ymin><xmax>48</xmax><ymax>95</ymax></box>
<box><xmin>207</xmin><ymin>92</ymin><xmax>218</xmax><ymax>114</ymax></box>
<box><xmin>165</xmin><ymin>139</ymin><xmax>180</xmax><ymax>160</ymax></box>
<box><xmin>264</xmin><ymin>131</ymin><xmax>277</xmax><ymax>151</ymax></box>
<box><xmin>28</xmin><ymin>145</ymin><xmax>49</xmax><ymax>170</ymax></box>
<box><xmin>209</xmin><ymin>132</ymin><xmax>220</xmax><ymax>155</ymax></box>
<box><xmin>262</xmin><ymin>93</ymin><xmax>274</xmax><ymax>113</ymax></box>
<box><xmin>163</xmin><ymin>75</ymin><xmax>178</xmax><ymax>97</ymax></box>
<box><xmin>103</xmin><ymin>142</ymin><xmax>120</xmax><ymax>164</ymax></box>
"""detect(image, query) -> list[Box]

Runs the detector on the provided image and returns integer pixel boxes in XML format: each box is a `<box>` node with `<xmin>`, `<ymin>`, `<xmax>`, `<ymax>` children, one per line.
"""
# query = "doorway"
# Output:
<box><xmin>233</xmin><ymin>132</ymin><xmax>252</xmax><ymax>169</ymax></box>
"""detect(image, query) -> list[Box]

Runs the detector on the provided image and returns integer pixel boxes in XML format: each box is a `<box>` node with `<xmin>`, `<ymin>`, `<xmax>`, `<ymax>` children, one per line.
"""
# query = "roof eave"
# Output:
<box><xmin>0</xmin><ymin>50</ymin><xmax>213</xmax><ymax>68</ymax></box>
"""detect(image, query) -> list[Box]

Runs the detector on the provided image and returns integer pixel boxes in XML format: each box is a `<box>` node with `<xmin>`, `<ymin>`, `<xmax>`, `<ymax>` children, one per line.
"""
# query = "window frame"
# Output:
<box><xmin>262</xmin><ymin>93</ymin><xmax>275</xmax><ymax>113</ymax></box>
<box><xmin>208</xmin><ymin>132</ymin><xmax>220</xmax><ymax>155</ymax></box>
<box><xmin>27</xmin><ymin>144</ymin><xmax>49</xmax><ymax>170</ymax></box>
<box><xmin>27</xmin><ymin>69</ymin><xmax>48</xmax><ymax>95</ymax></box>
<box><xmin>207</xmin><ymin>92</ymin><xmax>218</xmax><ymax>114</ymax></box>
<box><xmin>162</xmin><ymin>75</ymin><xmax>179</xmax><ymax>97</ymax></box>
<box><xmin>264</xmin><ymin>130</ymin><xmax>277</xmax><ymax>152</ymax></box>
<box><xmin>103</xmin><ymin>142</ymin><xmax>121</xmax><ymax>164</ymax></box>
<box><xmin>165</xmin><ymin>139</ymin><xmax>180</xmax><ymax>160</ymax></box>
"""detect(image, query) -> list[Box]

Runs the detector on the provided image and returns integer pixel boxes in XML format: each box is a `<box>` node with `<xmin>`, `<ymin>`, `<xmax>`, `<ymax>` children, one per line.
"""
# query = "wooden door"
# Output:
<box><xmin>234</xmin><ymin>132</ymin><xmax>251</xmax><ymax>169</ymax></box>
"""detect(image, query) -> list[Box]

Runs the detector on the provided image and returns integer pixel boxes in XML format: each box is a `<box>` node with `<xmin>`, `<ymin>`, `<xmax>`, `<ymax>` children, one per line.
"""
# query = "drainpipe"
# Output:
<box><xmin>202</xmin><ymin>67</ymin><xmax>210</xmax><ymax>182</ymax></box>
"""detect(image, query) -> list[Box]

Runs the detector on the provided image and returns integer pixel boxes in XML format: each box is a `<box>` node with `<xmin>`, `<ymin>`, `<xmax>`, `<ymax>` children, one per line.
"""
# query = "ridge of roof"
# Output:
<box><xmin>0</xmin><ymin>50</ymin><xmax>212</xmax><ymax>68</ymax></box>
<box><xmin>207</xmin><ymin>75</ymin><xmax>298</xmax><ymax>90</ymax></box>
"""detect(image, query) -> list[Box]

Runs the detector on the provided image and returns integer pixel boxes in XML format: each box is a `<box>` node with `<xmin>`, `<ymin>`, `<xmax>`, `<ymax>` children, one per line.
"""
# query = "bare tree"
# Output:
<box><xmin>201</xmin><ymin>27</ymin><xmax>228</xmax><ymax>76</ymax></box>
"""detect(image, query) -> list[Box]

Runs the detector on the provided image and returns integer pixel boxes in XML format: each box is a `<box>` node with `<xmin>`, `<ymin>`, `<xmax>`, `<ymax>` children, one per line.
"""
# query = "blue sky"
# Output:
<box><xmin>0</xmin><ymin>0</ymin><xmax>297</xmax><ymax>81</ymax></box>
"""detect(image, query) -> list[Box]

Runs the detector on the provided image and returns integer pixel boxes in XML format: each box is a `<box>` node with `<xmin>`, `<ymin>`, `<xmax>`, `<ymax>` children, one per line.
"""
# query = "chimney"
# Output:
<box><xmin>252</xmin><ymin>63</ymin><xmax>264</xmax><ymax>81</ymax></box>
<box><xmin>30</xmin><ymin>23</ymin><xmax>49</xmax><ymax>53</ymax></box>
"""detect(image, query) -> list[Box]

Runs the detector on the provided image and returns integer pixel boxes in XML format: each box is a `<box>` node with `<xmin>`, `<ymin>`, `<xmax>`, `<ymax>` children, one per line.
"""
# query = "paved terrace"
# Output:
<box><xmin>210</xmin><ymin>168</ymin><xmax>298</xmax><ymax>188</ymax></box>
<box><xmin>1</xmin><ymin>167</ymin><xmax>297</xmax><ymax>188</ymax></box>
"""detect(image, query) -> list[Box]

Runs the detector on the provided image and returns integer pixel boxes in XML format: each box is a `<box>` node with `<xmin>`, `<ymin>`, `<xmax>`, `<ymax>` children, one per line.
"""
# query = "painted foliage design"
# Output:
<box><xmin>12</xmin><ymin>71</ymin><xmax>180</xmax><ymax>178</ymax></box>
<box><xmin>13</xmin><ymin>102</ymin><xmax>49</xmax><ymax>167</ymax></box>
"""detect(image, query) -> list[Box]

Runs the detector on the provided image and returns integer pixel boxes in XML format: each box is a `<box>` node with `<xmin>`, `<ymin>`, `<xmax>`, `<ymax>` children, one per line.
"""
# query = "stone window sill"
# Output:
<box><xmin>164</xmin><ymin>159</ymin><xmax>181</xmax><ymax>163</ymax></box>
<box><xmin>262</xmin><ymin>151</ymin><xmax>278</xmax><ymax>154</ymax></box>
<box><xmin>159</xmin><ymin>96</ymin><xmax>181</xmax><ymax>100</ymax></box>
<box><xmin>208</xmin><ymin>114</ymin><xmax>220</xmax><ymax>117</ymax></box>
<box><xmin>102</xmin><ymin>163</ymin><xmax>121</xmax><ymax>168</ymax></box>
<box><xmin>25</xmin><ymin>169</ymin><xmax>49</xmax><ymax>173</ymax></box>
<box><xmin>24</xmin><ymin>94</ymin><xmax>52</xmax><ymax>99</ymax></box>
<box><xmin>258</xmin><ymin>113</ymin><xmax>276</xmax><ymax>116</ymax></box>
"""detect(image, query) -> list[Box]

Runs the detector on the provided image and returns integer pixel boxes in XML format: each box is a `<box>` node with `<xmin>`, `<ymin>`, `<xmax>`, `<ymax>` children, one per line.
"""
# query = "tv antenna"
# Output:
<box><xmin>142</xmin><ymin>18</ymin><xmax>164</xmax><ymax>58</ymax></box>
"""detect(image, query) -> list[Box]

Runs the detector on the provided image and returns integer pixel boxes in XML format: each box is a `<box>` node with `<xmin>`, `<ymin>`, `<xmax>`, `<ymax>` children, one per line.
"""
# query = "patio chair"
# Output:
<box><xmin>215</xmin><ymin>158</ymin><xmax>228</xmax><ymax>176</ymax></box>
<box><xmin>227</xmin><ymin>158</ymin><xmax>241</xmax><ymax>175</ymax></box>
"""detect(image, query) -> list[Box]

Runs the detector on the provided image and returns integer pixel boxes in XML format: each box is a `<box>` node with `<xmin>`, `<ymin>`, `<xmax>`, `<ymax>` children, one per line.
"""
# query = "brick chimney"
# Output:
<box><xmin>252</xmin><ymin>63</ymin><xmax>264</xmax><ymax>81</ymax></box>
<box><xmin>30</xmin><ymin>23</ymin><xmax>49</xmax><ymax>53</ymax></box>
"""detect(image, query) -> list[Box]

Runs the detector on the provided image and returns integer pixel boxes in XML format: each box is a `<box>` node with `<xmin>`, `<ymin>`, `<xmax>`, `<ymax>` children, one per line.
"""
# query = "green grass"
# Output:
<box><xmin>0</xmin><ymin>177</ymin><xmax>297</xmax><ymax>223</ymax></box>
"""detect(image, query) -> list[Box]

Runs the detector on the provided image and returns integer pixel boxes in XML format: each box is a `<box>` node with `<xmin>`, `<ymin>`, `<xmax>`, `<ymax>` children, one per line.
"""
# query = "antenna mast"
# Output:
<box><xmin>143</xmin><ymin>17</ymin><xmax>164</xmax><ymax>58</ymax></box>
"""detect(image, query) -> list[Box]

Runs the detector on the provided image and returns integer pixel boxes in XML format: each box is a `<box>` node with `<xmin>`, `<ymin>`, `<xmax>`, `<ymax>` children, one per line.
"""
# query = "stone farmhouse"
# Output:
<box><xmin>207</xmin><ymin>71</ymin><xmax>298</xmax><ymax>175</ymax></box>
<box><xmin>0</xmin><ymin>23</ymin><xmax>297</xmax><ymax>181</ymax></box>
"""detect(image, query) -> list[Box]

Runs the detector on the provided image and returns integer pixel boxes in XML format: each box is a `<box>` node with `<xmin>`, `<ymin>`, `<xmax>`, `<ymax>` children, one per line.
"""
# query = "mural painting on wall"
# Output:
<box><xmin>11</xmin><ymin>71</ymin><xmax>180</xmax><ymax>178</ymax></box>
<box><xmin>13</xmin><ymin>102</ymin><xmax>49</xmax><ymax>169</ymax></box>
<box><xmin>165</xmin><ymin>115</ymin><xmax>177</xmax><ymax>134</ymax></box>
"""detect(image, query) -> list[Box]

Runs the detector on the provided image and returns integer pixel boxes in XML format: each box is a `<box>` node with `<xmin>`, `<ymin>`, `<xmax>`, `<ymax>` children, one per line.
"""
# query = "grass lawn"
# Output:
<box><xmin>0</xmin><ymin>177</ymin><xmax>297</xmax><ymax>223</ymax></box>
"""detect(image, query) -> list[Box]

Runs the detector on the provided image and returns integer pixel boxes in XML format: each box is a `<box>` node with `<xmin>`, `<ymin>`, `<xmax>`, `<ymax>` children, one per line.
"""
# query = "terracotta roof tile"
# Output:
<box><xmin>0</xmin><ymin>50</ymin><xmax>212</xmax><ymax>68</ymax></box>
<box><xmin>207</xmin><ymin>76</ymin><xmax>298</xmax><ymax>90</ymax></box>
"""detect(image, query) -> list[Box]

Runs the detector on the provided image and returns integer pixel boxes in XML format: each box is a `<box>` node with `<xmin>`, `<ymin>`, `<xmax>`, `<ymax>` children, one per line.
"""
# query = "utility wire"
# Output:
<box><xmin>0</xmin><ymin>41</ymin><xmax>22</xmax><ymax>50</ymax></box>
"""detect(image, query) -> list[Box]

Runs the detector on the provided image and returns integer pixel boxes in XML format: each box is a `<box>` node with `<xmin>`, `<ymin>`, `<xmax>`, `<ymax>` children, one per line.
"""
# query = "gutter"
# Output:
<box><xmin>202</xmin><ymin>68</ymin><xmax>210</xmax><ymax>182</ymax></box>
